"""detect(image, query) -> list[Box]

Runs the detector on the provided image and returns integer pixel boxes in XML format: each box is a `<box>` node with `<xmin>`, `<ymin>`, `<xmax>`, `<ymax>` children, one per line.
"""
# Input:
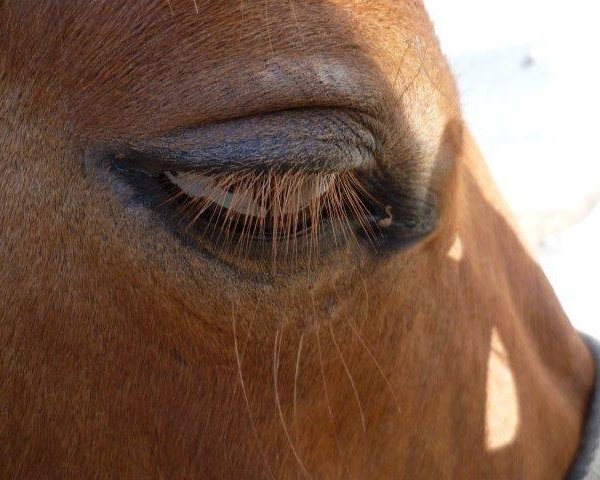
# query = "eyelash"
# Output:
<box><xmin>158</xmin><ymin>168</ymin><xmax>378</xmax><ymax>262</ymax></box>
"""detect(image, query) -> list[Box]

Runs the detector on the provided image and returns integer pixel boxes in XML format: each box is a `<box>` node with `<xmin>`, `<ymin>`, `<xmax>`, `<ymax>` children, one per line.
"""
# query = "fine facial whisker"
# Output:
<box><xmin>311</xmin><ymin>295</ymin><xmax>353</xmax><ymax>479</ymax></box>
<box><xmin>293</xmin><ymin>333</ymin><xmax>305</xmax><ymax>442</ymax></box>
<box><xmin>273</xmin><ymin>327</ymin><xmax>312</xmax><ymax>479</ymax></box>
<box><xmin>328</xmin><ymin>323</ymin><xmax>367</xmax><ymax>436</ymax></box>
<box><xmin>231</xmin><ymin>302</ymin><xmax>276</xmax><ymax>480</ymax></box>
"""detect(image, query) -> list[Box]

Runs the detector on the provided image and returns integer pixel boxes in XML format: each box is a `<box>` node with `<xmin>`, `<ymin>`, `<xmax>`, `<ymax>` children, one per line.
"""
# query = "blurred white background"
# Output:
<box><xmin>425</xmin><ymin>0</ymin><xmax>600</xmax><ymax>336</ymax></box>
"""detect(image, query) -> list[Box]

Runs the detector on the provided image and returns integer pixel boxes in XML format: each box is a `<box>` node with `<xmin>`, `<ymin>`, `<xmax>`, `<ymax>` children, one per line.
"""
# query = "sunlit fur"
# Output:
<box><xmin>0</xmin><ymin>1</ymin><xmax>595</xmax><ymax>478</ymax></box>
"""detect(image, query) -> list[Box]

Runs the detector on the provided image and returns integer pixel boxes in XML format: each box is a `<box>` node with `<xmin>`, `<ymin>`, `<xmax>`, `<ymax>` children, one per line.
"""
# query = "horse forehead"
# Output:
<box><xmin>12</xmin><ymin>1</ymin><xmax>424</xmax><ymax>71</ymax></box>
<box><xmin>3</xmin><ymin>1</ymin><xmax>439</xmax><ymax>139</ymax></box>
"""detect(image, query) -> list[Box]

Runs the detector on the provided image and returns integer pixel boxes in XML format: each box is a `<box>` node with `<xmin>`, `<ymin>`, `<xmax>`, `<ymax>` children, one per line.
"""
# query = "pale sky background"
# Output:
<box><xmin>425</xmin><ymin>0</ymin><xmax>600</xmax><ymax>336</ymax></box>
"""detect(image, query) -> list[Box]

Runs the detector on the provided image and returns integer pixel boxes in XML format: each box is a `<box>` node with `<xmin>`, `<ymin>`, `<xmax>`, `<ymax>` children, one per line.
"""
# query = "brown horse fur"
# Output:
<box><xmin>0</xmin><ymin>1</ymin><xmax>594</xmax><ymax>478</ymax></box>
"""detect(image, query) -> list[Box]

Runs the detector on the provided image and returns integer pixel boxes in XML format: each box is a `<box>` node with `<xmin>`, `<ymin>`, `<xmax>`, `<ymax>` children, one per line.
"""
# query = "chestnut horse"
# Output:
<box><xmin>0</xmin><ymin>1</ymin><xmax>595</xmax><ymax>478</ymax></box>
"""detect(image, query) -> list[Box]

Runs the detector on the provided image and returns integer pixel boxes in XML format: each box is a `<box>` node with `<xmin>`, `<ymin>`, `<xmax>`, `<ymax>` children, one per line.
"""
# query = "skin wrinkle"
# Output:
<box><xmin>0</xmin><ymin>1</ymin><xmax>595</xmax><ymax>478</ymax></box>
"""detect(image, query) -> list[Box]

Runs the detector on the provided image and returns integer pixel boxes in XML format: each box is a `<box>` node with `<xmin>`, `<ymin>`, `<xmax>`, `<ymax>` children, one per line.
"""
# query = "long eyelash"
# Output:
<box><xmin>163</xmin><ymin>169</ymin><xmax>377</xmax><ymax>263</ymax></box>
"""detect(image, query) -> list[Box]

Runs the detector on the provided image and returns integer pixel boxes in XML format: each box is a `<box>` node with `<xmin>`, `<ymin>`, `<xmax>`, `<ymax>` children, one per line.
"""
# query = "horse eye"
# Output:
<box><xmin>106</xmin><ymin>156</ymin><xmax>440</xmax><ymax>269</ymax></box>
<box><xmin>110</xmin><ymin>107</ymin><xmax>440</xmax><ymax>265</ymax></box>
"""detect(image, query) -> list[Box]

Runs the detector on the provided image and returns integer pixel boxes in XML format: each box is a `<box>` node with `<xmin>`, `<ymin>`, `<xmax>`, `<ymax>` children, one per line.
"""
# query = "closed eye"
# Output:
<box><xmin>110</xmin><ymin>108</ymin><xmax>438</xmax><ymax>268</ymax></box>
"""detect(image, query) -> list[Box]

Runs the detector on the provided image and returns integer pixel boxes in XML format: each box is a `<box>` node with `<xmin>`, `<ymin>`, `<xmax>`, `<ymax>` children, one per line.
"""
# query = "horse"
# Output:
<box><xmin>0</xmin><ymin>1</ymin><xmax>595</xmax><ymax>478</ymax></box>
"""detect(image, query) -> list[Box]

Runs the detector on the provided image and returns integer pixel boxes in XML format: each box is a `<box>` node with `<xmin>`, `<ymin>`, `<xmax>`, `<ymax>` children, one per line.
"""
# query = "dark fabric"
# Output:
<box><xmin>567</xmin><ymin>334</ymin><xmax>600</xmax><ymax>480</ymax></box>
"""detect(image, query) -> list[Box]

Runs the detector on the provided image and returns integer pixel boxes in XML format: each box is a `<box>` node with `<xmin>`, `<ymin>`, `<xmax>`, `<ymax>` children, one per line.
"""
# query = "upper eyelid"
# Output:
<box><xmin>111</xmin><ymin>107</ymin><xmax>378</xmax><ymax>176</ymax></box>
